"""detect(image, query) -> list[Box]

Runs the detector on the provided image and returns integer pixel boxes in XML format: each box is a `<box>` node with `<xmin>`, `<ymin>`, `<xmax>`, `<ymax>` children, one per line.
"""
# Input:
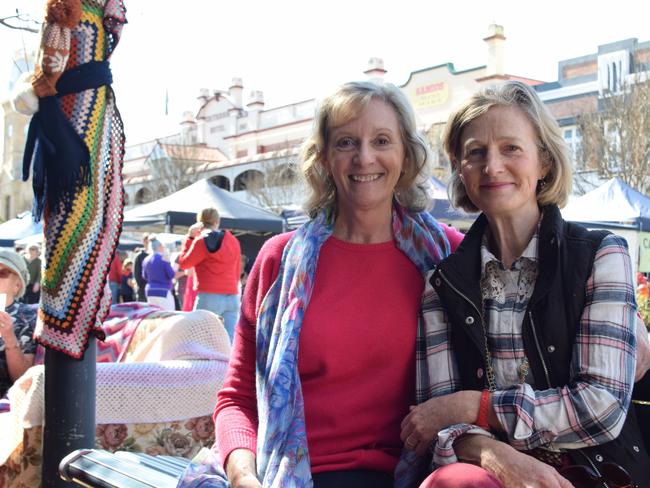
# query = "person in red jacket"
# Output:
<box><xmin>178</xmin><ymin>207</ymin><xmax>241</xmax><ymax>341</ymax></box>
<box><xmin>107</xmin><ymin>252</ymin><xmax>122</xmax><ymax>305</ymax></box>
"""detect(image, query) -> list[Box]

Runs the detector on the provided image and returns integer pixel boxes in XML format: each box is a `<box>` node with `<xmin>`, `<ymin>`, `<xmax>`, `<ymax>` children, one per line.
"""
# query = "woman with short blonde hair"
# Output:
<box><xmin>402</xmin><ymin>81</ymin><xmax>649</xmax><ymax>486</ymax></box>
<box><xmin>443</xmin><ymin>81</ymin><xmax>572</xmax><ymax>212</ymax></box>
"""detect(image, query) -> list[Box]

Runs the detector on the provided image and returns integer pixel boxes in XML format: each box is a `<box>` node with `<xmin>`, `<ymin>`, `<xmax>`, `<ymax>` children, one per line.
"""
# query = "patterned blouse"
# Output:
<box><xmin>0</xmin><ymin>301</ymin><xmax>38</xmax><ymax>397</ymax></box>
<box><xmin>480</xmin><ymin>230</ymin><xmax>538</xmax><ymax>388</ymax></box>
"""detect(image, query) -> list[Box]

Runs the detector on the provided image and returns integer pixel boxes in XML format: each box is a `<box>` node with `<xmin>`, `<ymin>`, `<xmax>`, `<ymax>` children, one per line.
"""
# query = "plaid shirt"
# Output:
<box><xmin>419</xmin><ymin>232</ymin><xmax>637</xmax><ymax>464</ymax></box>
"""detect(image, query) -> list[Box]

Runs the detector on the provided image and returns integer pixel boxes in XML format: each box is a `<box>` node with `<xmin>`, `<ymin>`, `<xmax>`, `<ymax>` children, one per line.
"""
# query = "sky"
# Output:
<box><xmin>1</xmin><ymin>0</ymin><xmax>650</xmax><ymax>146</ymax></box>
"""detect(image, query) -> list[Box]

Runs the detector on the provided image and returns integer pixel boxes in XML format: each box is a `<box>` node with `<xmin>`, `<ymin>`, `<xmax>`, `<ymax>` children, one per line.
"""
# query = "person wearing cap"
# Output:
<box><xmin>0</xmin><ymin>249</ymin><xmax>37</xmax><ymax>398</ymax></box>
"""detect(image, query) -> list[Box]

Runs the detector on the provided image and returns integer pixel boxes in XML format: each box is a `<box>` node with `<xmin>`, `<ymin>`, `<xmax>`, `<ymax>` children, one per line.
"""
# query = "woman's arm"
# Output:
<box><xmin>177</xmin><ymin>231</ymin><xmax>208</xmax><ymax>270</ymax></box>
<box><xmin>215</xmin><ymin>233</ymin><xmax>292</xmax><ymax>480</ymax></box>
<box><xmin>0</xmin><ymin>310</ymin><xmax>36</xmax><ymax>382</ymax></box>
<box><xmin>401</xmin><ymin>273</ymin><xmax>487</xmax><ymax>458</ymax></box>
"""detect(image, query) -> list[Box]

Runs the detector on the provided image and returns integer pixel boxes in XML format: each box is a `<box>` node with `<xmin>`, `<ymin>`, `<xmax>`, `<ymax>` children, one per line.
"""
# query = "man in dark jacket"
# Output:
<box><xmin>133</xmin><ymin>233</ymin><xmax>150</xmax><ymax>302</ymax></box>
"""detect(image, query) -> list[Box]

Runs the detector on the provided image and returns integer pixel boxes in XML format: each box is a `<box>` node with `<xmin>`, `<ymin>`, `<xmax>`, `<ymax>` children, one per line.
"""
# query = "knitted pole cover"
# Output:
<box><xmin>32</xmin><ymin>0</ymin><xmax>127</xmax><ymax>358</ymax></box>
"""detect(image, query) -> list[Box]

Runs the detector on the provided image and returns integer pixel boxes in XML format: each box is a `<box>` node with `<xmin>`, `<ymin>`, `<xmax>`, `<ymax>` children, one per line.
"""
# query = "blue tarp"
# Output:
<box><xmin>561</xmin><ymin>178</ymin><xmax>650</xmax><ymax>231</ymax></box>
<box><xmin>0</xmin><ymin>212</ymin><xmax>43</xmax><ymax>247</ymax></box>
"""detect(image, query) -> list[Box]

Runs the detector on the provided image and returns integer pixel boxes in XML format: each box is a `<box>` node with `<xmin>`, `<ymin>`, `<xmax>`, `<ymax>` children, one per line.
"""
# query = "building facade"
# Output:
<box><xmin>3</xmin><ymin>29</ymin><xmax>648</xmax><ymax>220</ymax></box>
<box><xmin>534</xmin><ymin>37</ymin><xmax>650</xmax><ymax>190</ymax></box>
<box><xmin>0</xmin><ymin>51</ymin><xmax>33</xmax><ymax>221</ymax></box>
<box><xmin>122</xmin><ymin>23</ymin><xmax>546</xmax><ymax>207</ymax></box>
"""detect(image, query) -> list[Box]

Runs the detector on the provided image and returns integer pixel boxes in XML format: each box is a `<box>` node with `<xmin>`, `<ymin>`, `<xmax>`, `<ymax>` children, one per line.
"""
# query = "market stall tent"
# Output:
<box><xmin>561</xmin><ymin>178</ymin><xmax>650</xmax><ymax>273</ymax></box>
<box><xmin>123</xmin><ymin>178</ymin><xmax>285</xmax><ymax>234</ymax></box>
<box><xmin>0</xmin><ymin>212</ymin><xmax>43</xmax><ymax>248</ymax></box>
<box><xmin>562</xmin><ymin>177</ymin><xmax>650</xmax><ymax>230</ymax></box>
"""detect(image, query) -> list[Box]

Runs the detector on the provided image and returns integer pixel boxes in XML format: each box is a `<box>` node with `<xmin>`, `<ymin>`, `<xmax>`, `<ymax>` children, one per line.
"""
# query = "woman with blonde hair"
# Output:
<box><xmin>401</xmin><ymin>80</ymin><xmax>650</xmax><ymax>487</ymax></box>
<box><xmin>180</xmin><ymin>81</ymin><xmax>502</xmax><ymax>487</ymax></box>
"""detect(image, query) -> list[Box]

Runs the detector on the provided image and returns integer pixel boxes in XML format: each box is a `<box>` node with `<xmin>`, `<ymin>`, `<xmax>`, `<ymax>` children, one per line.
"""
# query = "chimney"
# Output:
<box><xmin>247</xmin><ymin>90</ymin><xmax>264</xmax><ymax>130</ymax></box>
<box><xmin>197</xmin><ymin>88</ymin><xmax>210</xmax><ymax>104</ymax></box>
<box><xmin>365</xmin><ymin>57</ymin><xmax>387</xmax><ymax>83</ymax></box>
<box><xmin>180</xmin><ymin>111</ymin><xmax>197</xmax><ymax>143</ymax></box>
<box><xmin>484</xmin><ymin>23</ymin><xmax>506</xmax><ymax>77</ymax></box>
<box><xmin>229</xmin><ymin>77</ymin><xmax>243</xmax><ymax>109</ymax></box>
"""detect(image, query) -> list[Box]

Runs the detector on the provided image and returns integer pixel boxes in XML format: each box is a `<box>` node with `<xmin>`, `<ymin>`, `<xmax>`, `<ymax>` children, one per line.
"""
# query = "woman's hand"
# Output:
<box><xmin>0</xmin><ymin>311</ymin><xmax>18</xmax><ymax>346</ymax></box>
<box><xmin>457</xmin><ymin>436</ymin><xmax>573</xmax><ymax>488</ymax></box>
<box><xmin>400</xmin><ymin>391</ymin><xmax>481</xmax><ymax>455</ymax></box>
<box><xmin>226</xmin><ymin>449</ymin><xmax>262</xmax><ymax>488</ymax></box>
<box><xmin>485</xmin><ymin>448</ymin><xmax>573</xmax><ymax>488</ymax></box>
<box><xmin>230</xmin><ymin>473</ymin><xmax>262</xmax><ymax>488</ymax></box>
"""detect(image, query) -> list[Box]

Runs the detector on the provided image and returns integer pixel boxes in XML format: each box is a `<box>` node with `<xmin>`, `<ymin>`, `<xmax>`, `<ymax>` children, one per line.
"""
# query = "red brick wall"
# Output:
<box><xmin>562</xmin><ymin>61</ymin><xmax>597</xmax><ymax>80</ymax></box>
<box><xmin>545</xmin><ymin>94</ymin><xmax>598</xmax><ymax>119</ymax></box>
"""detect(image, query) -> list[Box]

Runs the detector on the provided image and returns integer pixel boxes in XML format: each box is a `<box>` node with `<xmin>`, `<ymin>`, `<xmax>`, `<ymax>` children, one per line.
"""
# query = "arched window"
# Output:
<box><xmin>233</xmin><ymin>170</ymin><xmax>265</xmax><ymax>191</ymax></box>
<box><xmin>135</xmin><ymin>187</ymin><xmax>153</xmax><ymax>204</ymax></box>
<box><xmin>210</xmin><ymin>175</ymin><xmax>231</xmax><ymax>191</ymax></box>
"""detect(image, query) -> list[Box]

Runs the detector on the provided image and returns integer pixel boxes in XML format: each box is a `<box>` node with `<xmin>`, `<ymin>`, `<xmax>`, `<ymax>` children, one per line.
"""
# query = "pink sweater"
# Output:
<box><xmin>215</xmin><ymin>224</ymin><xmax>464</xmax><ymax>474</ymax></box>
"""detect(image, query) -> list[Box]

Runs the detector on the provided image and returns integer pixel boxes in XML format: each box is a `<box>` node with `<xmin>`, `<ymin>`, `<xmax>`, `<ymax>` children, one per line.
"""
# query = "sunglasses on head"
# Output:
<box><xmin>560</xmin><ymin>463</ymin><xmax>633</xmax><ymax>488</ymax></box>
<box><xmin>0</xmin><ymin>269</ymin><xmax>16</xmax><ymax>279</ymax></box>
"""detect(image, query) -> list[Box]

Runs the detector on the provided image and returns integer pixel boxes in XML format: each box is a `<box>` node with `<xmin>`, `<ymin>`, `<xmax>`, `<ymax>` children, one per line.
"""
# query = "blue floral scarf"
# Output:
<box><xmin>178</xmin><ymin>205</ymin><xmax>450</xmax><ymax>487</ymax></box>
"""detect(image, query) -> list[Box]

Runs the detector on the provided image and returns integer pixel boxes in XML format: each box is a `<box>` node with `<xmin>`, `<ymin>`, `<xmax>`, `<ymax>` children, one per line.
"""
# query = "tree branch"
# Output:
<box><xmin>0</xmin><ymin>13</ymin><xmax>40</xmax><ymax>33</ymax></box>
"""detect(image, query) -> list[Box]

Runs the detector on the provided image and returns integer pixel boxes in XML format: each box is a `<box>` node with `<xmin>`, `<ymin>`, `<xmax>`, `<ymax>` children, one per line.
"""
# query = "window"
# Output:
<box><xmin>563</xmin><ymin>127</ymin><xmax>583</xmax><ymax>167</ymax></box>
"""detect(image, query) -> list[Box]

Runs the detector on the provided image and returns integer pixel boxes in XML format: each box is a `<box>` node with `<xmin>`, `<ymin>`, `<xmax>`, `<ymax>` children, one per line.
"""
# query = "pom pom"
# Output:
<box><xmin>11</xmin><ymin>72</ymin><xmax>39</xmax><ymax>115</ymax></box>
<box><xmin>45</xmin><ymin>0</ymin><xmax>82</xmax><ymax>29</ymax></box>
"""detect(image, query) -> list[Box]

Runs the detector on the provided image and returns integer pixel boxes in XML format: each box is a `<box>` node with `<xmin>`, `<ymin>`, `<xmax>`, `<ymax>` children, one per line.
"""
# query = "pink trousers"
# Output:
<box><xmin>419</xmin><ymin>463</ymin><xmax>504</xmax><ymax>488</ymax></box>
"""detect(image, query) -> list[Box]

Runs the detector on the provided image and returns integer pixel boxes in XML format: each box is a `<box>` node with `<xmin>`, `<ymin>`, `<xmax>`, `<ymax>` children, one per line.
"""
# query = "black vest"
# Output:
<box><xmin>431</xmin><ymin>205</ymin><xmax>650</xmax><ymax>486</ymax></box>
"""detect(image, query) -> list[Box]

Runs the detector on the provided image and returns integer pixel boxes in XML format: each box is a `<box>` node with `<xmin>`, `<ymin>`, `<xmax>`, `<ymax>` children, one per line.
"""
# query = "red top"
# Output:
<box><xmin>178</xmin><ymin>230</ymin><xmax>241</xmax><ymax>295</ymax></box>
<box><xmin>215</xmin><ymin>223</ymin><xmax>464</xmax><ymax>475</ymax></box>
<box><xmin>108</xmin><ymin>254</ymin><xmax>122</xmax><ymax>284</ymax></box>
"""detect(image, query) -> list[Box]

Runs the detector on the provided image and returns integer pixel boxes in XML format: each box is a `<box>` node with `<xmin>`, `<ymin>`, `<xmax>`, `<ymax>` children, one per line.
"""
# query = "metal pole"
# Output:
<box><xmin>42</xmin><ymin>337</ymin><xmax>96</xmax><ymax>487</ymax></box>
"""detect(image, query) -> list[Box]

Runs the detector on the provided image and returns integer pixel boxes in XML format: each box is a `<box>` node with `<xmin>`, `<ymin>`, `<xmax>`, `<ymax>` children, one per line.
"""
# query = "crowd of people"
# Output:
<box><xmin>106</xmin><ymin>214</ymin><xmax>246</xmax><ymax>333</ymax></box>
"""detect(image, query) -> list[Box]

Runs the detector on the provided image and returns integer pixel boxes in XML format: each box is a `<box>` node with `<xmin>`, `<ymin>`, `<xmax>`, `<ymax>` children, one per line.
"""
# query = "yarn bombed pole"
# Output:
<box><xmin>19</xmin><ymin>0</ymin><xmax>127</xmax><ymax>485</ymax></box>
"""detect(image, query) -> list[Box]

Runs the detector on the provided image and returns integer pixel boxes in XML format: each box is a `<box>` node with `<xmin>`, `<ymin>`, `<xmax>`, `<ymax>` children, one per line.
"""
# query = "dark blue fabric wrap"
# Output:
<box><xmin>22</xmin><ymin>61</ymin><xmax>112</xmax><ymax>221</ymax></box>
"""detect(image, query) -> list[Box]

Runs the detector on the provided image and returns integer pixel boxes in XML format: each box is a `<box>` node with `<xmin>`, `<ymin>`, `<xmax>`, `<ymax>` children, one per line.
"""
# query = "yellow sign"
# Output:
<box><xmin>412</xmin><ymin>81</ymin><xmax>450</xmax><ymax>109</ymax></box>
<box><xmin>640</xmin><ymin>232</ymin><xmax>650</xmax><ymax>273</ymax></box>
